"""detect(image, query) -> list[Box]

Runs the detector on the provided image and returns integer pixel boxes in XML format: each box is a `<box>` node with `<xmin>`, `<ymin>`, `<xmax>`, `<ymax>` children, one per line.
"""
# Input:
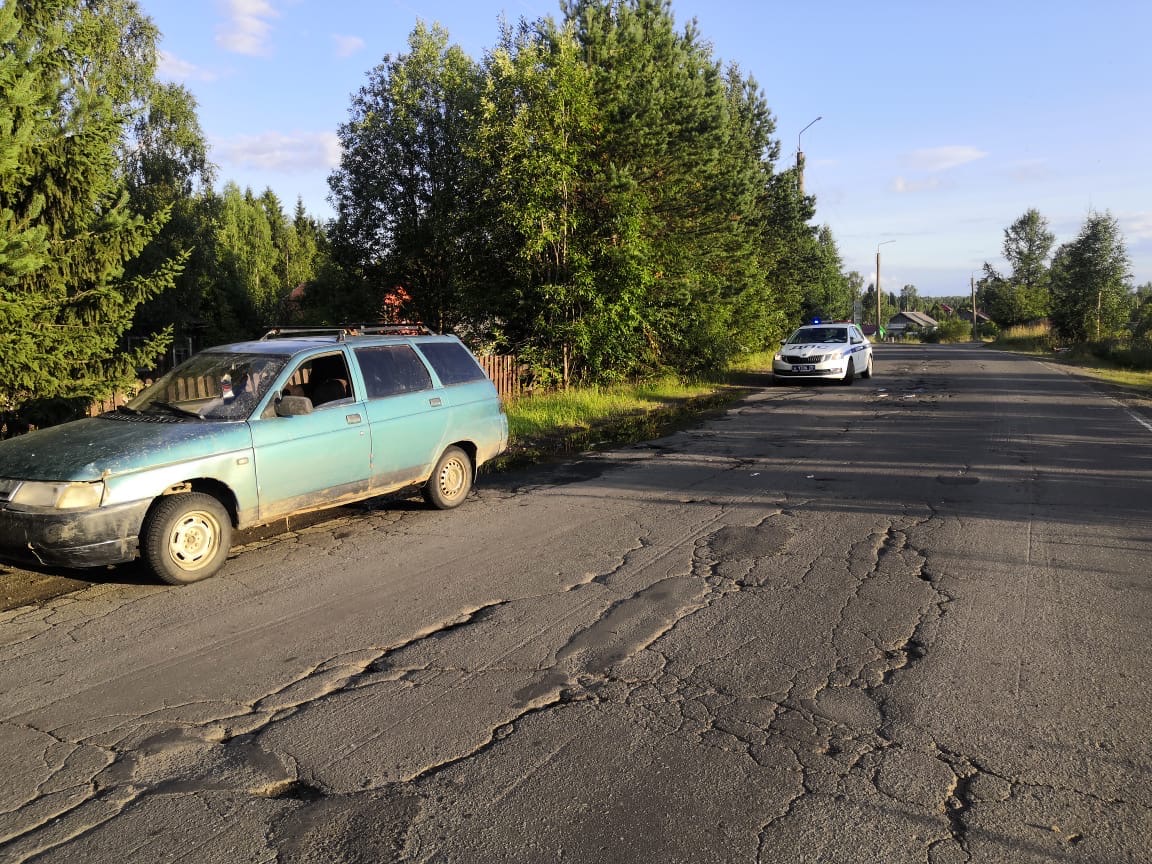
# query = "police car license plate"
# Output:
<box><xmin>792</xmin><ymin>364</ymin><xmax>815</xmax><ymax>372</ymax></box>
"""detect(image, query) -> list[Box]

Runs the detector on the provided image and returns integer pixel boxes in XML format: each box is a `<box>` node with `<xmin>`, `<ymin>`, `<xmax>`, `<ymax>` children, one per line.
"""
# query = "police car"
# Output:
<box><xmin>772</xmin><ymin>321</ymin><xmax>874</xmax><ymax>384</ymax></box>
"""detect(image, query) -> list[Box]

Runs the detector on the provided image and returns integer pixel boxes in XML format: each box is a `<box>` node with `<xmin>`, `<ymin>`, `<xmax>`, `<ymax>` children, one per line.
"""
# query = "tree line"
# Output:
<box><xmin>9</xmin><ymin>0</ymin><xmax>1142</xmax><ymax>432</ymax></box>
<box><xmin>1</xmin><ymin>0</ymin><xmax>858</xmax><ymax>429</ymax></box>
<box><xmin>979</xmin><ymin>208</ymin><xmax>1148</xmax><ymax>344</ymax></box>
<box><xmin>320</xmin><ymin>3</ymin><xmax>858</xmax><ymax>386</ymax></box>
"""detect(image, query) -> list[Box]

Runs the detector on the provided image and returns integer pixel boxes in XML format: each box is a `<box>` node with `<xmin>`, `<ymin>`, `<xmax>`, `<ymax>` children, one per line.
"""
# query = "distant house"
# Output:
<box><xmin>886</xmin><ymin>310</ymin><xmax>938</xmax><ymax>337</ymax></box>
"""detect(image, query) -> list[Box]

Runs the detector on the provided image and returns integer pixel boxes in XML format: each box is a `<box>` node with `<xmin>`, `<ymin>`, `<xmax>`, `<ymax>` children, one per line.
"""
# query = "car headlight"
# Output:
<box><xmin>9</xmin><ymin>480</ymin><xmax>106</xmax><ymax>510</ymax></box>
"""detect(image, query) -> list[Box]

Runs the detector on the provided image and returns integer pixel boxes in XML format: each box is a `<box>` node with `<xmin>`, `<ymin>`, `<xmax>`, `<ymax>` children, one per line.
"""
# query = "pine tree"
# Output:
<box><xmin>0</xmin><ymin>0</ymin><xmax>181</xmax><ymax>425</ymax></box>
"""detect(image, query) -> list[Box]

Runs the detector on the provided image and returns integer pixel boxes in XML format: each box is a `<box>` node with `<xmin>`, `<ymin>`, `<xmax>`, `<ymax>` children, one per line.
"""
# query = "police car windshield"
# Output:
<box><xmin>789</xmin><ymin>327</ymin><xmax>847</xmax><ymax>344</ymax></box>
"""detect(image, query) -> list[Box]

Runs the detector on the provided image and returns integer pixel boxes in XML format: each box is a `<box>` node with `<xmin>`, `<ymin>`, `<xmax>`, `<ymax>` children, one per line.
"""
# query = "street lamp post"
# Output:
<box><xmin>796</xmin><ymin>116</ymin><xmax>822</xmax><ymax>194</ymax></box>
<box><xmin>876</xmin><ymin>240</ymin><xmax>895</xmax><ymax>338</ymax></box>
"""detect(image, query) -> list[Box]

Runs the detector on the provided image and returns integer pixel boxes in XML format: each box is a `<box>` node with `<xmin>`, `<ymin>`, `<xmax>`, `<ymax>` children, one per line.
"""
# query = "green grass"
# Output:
<box><xmin>991</xmin><ymin>322</ymin><xmax>1152</xmax><ymax>393</ymax></box>
<box><xmin>507</xmin><ymin>375</ymin><xmax>727</xmax><ymax>440</ymax></box>
<box><xmin>497</xmin><ymin>358</ymin><xmax>774</xmax><ymax>465</ymax></box>
<box><xmin>1051</xmin><ymin>357</ymin><xmax>1152</xmax><ymax>392</ymax></box>
<box><xmin>991</xmin><ymin>322</ymin><xmax>1053</xmax><ymax>354</ymax></box>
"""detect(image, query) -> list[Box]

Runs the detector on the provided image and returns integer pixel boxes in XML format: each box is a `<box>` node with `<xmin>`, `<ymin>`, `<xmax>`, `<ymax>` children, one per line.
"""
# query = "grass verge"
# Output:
<box><xmin>989</xmin><ymin>324</ymin><xmax>1152</xmax><ymax>394</ymax></box>
<box><xmin>491</xmin><ymin>353</ymin><xmax>774</xmax><ymax>469</ymax></box>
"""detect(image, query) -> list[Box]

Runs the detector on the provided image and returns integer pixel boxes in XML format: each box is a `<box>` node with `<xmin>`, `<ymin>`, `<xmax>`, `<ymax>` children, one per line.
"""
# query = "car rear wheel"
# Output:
<box><xmin>840</xmin><ymin>360</ymin><xmax>855</xmax><ymax>385</ymax></box>
<box><xmin>142</xmin><ymin>492</ymin><xmax>232</xmax><ymax>585</ymax></box>
<box><xmin>423</xmin><ymin>446</ymin><xmax>473</xmax><ymax>510</ymax></box>
<box><xmin>861</xmin><ymin>355</ymin><xmax>873</xmax><ymax>379</ymax></box>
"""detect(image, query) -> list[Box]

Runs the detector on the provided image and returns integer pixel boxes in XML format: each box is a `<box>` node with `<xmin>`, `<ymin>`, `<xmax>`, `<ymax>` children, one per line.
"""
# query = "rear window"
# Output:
<box><xmin>354</xmin><ymin>345</ymin><xmax>433</xmax><ymax>398</ymax></box>
<box><xmin>416</xmin><ymin>341</ymin><xmax>488</xmax><ymax>386</ymax></box>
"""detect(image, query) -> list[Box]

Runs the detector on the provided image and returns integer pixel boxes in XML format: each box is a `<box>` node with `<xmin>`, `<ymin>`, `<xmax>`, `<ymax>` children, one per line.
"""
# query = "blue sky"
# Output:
<box><xmin>142</xmin><ymin>0</ymin><xmax>1151</xmax><ymax>297</ymax></box>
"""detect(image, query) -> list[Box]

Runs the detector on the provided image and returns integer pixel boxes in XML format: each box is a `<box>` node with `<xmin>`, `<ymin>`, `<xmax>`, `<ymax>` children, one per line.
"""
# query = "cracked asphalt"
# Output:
<box><xmin>0</xmin><ymin>342</ymin><xmax>1149</xmax><ymax>863</ymax></box>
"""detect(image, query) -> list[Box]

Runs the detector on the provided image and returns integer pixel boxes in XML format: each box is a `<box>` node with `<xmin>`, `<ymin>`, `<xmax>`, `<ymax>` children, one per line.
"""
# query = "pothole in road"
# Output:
<box><xmin>270</xmin><ymin>786</ymin><xmax>422</xmax><ymax>864</ymax></box>
<box><xmin>706</xmin><ymin>522</ymin><xmax>791</xmax><ymax>560</ymax></box>
<box><xmin>100</xmin><ymin>726</ymin><xmax>297</xmax><ymax>798</ymax></box>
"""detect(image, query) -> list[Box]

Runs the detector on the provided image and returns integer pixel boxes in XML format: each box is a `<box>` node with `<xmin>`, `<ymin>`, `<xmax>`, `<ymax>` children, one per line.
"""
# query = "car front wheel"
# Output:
<box><xmin>142</xmin><ymin>492</ymin><xmax>233</xmax><ymax>585</ymax></box>
<box><xmin>423</xmin><ymin>446</ymin><xmax>473</xmax><ymax>509</ymax></box>
<box><xmin>840</xmin><ymin>360</ymin><xmax>855</xmax><ymax>385</ymax></box>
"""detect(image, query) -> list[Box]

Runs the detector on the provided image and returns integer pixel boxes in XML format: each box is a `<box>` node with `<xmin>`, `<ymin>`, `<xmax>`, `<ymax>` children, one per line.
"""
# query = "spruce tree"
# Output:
<box><xmin>0</xmin><ymin>0</ymin><xmax>180</xmax><ymax>426</ymax></box>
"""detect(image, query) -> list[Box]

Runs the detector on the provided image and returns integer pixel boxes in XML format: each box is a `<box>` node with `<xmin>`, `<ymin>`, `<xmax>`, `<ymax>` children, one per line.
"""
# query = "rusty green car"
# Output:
<box><xmin>0</xmin><ymin>326</ymin><xmax>508</xmax><ymax>584</ymax></box>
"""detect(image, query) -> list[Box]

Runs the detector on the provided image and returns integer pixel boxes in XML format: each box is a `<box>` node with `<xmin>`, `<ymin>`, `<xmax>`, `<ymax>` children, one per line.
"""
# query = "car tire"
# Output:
<box><xmin>423</xmin><ymin>446</ymin><xmax>473</xmax><ymax>510</ymax></box>
<box><xmin>861</xmin><ymin>356</ymin><xmax>873</xmax><ymax>379</ymax></box>
<box><xmin>840</xmin><ymin>360</ymin><xmax>855</xmax><ymax>386</ymax></box>
<box><xmin>142</xmin><ymin>492</ymin><xmax>233</xmax><ymax>585</ymax></box>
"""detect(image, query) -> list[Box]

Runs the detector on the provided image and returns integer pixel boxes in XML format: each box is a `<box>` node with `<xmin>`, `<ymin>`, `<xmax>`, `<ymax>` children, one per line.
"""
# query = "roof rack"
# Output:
<box><xmin>261</xmin><ymin>323</ymin><xmax>434</xmax><ymax>341</ymax></box>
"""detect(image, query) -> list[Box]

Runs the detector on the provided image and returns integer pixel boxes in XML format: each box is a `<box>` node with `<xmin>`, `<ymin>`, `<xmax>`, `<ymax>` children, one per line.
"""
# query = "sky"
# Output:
<box><xmin>141</xmin><ymin>0</ymin><xmax>1152</xmax><ymax>298</ymax></box>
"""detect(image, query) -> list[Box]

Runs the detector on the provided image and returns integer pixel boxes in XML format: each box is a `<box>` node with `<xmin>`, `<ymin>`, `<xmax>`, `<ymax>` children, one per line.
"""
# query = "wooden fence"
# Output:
<box><xmin>476</xmin><ymin>354</ymin><xmax>524</xmax><ymax>401</ymax></box>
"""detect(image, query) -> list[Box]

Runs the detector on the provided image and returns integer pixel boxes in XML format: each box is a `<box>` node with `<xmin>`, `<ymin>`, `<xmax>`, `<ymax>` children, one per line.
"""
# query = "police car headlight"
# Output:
<box><xmin>9</xmin><ymin>480</ymin><xmax>106</xmax><ymax>510</ymax></box>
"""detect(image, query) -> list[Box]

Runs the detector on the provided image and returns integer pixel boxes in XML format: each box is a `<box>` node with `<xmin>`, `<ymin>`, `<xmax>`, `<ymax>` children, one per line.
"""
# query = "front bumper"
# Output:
<box><xmin>772</xmin><ymin>362</ymin><xmax>847</xmax><ymax>380</ymax></box>
<box><xmin>0</xmin><ymin>498</ymin><xmax>152</xmax><ymax>569</ymax></box>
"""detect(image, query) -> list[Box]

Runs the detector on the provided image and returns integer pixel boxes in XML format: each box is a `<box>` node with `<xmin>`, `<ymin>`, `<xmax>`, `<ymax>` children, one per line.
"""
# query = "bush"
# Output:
<box><xmin>994</xmin><ymin>321</ymin><xmax>1053</xmax><ymax>353</ymax></box>
<box><xmin>923</xmin><ymin>319</ymin><xmax>972</xmax><ymax>343</ymax></box>
<box><xmin>1083</xmin><ymin>340</ymin><xmax>1152</xmax><ymax>371</ymax></box>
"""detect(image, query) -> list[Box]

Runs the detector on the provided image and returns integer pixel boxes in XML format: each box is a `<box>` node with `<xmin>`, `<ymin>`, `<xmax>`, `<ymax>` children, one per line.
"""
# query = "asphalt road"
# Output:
<box><xmin>0</xmin><ymin>343</ymin><xmax>1149</xmax><ymax>864</ymax></box>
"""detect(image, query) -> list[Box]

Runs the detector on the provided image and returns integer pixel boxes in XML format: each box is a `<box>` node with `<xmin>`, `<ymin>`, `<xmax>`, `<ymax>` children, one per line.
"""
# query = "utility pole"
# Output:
<box><xmin>876</xmin><ymin>240</ymin><xmax>894</xmax><ymax>338</ymax></box>
<box><xmin>971</xmin><ymin>275</ymin><xmax>978</xmax><ymax>342</ymax></box>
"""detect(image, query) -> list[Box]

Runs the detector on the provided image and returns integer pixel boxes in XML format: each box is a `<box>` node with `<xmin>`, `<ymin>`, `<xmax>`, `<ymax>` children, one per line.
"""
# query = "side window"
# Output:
<box><xmin>416</xmin><ymin>341</ymin><xmax>487</xmax><ymax>386</ymax></box>
<box><xmin>283</xmin><ymin>352</ymin><xmax>355</xmax><ymax>408</ymax></box>
<box><xmin>354</xmin><ymin>345</ymin><xmax>433</xmax><ymax>399</ymax></box>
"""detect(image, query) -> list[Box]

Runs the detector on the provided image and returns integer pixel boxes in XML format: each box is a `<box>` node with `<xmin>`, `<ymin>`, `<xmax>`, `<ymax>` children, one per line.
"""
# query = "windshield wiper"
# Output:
<box><xmin>150</xmin><ymin>401</ymin><xmax>202</xmax><ymax>419</ymax></box>
<box><xmin>114</xmin><ymin>405</ymin><xmax>141</xmax><ymax>416</ymax></box>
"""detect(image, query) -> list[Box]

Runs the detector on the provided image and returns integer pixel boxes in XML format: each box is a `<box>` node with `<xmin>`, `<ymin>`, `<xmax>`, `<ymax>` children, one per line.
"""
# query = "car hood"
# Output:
<box><xmin>0</xmin><ymin>416</ymin><xmax>254</xmax><ymax>482</ymax></box>
<box><xmin>781</xmin><ymin>342</ymin><xmax>850</xmax><ymax>357</ymax></box>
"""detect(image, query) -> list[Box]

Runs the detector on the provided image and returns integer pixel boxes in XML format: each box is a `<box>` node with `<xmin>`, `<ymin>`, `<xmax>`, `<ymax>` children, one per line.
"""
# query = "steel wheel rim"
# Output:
<box><xmin>168</xmin><ymin>510</ymin><xmax>221</xmax><ymax>571</ymax></box>
<box><xmin>437</xmin><ymin>456</ymin><xmax>467</xmax><ymax>500</ymax></box>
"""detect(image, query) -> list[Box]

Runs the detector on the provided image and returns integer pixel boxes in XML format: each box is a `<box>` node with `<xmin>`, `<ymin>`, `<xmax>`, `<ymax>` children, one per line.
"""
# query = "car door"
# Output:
<box><xmin>850</xmin><ymin>326</ymin><xmax>869</xmax><ymax>363</ymax></box>
<box><xmin>248</xmin><ymin>349</ymin><xmax>372</xmax><ymax>521</ymax></box>
<box><xmin>353</xmin><ymin>344</ymin><xmax>450</xmax><ymax>490</ymax></box>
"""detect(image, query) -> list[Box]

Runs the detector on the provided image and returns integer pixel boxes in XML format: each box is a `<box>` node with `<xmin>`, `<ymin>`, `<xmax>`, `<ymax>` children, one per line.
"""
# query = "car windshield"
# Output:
<box><xmin>127</xmin><ymin>352</ymin><xmax>289</xmax><ymax>421</ymax></box>
<box><xmin>788</xmin><ymin>327</ymin><xmax>848</xmax><ymax>344</ymax></box>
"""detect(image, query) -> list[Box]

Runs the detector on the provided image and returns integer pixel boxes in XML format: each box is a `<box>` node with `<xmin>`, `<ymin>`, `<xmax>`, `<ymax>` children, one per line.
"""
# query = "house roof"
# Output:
<box><xmin>889</xmin><ymin>310</ymin><xmax>938</xmax><ymax>328</ymax></box>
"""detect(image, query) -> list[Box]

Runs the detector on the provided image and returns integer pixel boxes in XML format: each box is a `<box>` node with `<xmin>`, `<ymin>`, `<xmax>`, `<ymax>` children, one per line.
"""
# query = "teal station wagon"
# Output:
<box><xmin>0</xmin><ymin>325</ymin><xmax>508</xmax><ymax>584</ymax></box>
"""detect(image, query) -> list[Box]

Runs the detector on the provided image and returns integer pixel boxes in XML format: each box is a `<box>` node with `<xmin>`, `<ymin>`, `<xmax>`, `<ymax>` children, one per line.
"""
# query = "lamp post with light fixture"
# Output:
<box><xmin>796</xmin><ymin>116</ymin><xmax>822</xmax><ymax>194</ymax></box>
<box><xmin>876</xmin><ymin>240</ymin><xmax>895</xmax><ymax>338</ymax></box>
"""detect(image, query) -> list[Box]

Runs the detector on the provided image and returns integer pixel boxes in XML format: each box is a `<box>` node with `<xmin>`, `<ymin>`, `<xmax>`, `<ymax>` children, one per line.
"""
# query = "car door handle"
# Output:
<box><xmin>346</xmin><ymin>413</ymin><xmax>362</xmax><ymax>424</ymax></box>
<box><xmin>429</xmin><ymin>397</ymin><xmax>442</xmax><ymax>407</ymax></box>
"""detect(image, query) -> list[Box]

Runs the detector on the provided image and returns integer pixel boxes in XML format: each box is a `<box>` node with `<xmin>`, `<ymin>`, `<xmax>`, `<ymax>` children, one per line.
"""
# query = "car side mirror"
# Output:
<box><xmin>275</xmin><ymin>394</ymin><xmax>314</xmax><ymax>417</ymax></box>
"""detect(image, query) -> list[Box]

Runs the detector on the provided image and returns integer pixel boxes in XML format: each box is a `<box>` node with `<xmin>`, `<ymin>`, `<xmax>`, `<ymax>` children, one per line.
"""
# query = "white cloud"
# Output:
<box><xmin>907</xmin><ymin>146</ymin><xmax>987</xmax><ymax>172</ymax></box>
<box><xmin>332</xmin><ymin>34</ymin><xmax>366</xmax><ymax>59</ymax></box>
<box><xmin>216</xmin><ymin>0</ymin><xmax>279</xmax><ymax>56</ymax></box>
<box><xmin>893</xmin><ymin>176</ymin><xmax>942</xmax><ymax>194</ymax></box>
<box><xmin>1120</xmin><ymin>212</ymin><xmax>1152</xmax><ymax>241</ymax></box>
<box><xmin>157</xmin><ymin>51</ymin><xmax>218</xmax><ymax>83</ymax></box>
<box><xmin>214</xmin><ymin>131</ymin><xmax>341</xmax><ymax>173</ymax></box>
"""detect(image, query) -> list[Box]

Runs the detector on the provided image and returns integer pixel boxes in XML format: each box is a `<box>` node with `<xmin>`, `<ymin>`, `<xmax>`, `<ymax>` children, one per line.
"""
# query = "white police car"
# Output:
<box><xmin>772</xmin><ymin>321</ymin><xmax>874</xmax><ymax>384</ymax></box>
